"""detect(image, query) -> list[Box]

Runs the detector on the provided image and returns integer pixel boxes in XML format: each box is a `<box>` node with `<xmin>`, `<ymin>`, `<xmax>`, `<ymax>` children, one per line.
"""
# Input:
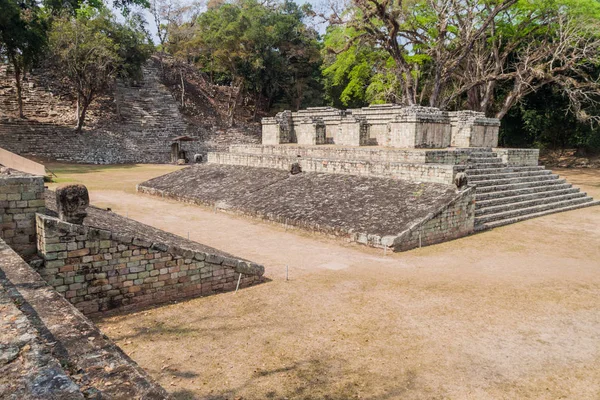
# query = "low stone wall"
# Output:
<box><xmin>0</xmin><ymin>172</ymin><xmax>45</xmax><ymax>258</ymax></box>
<box><xmin>36</xmin><ymin>213</ymin><xmax>264</xmax><ymax>316</ymax></box>
<box><xmin>390</xmin><ymin>187</ymin><xmax>476</xmax><ymax>251</ymax></box>
<box><xmin>229</xmin><ymin>144</ymin><xmax>471</xmax><ymax>165</ymax></box>
<box><xmin>0</xmin><ymin>238</ymin><xmax>169</xmax><ymax>398</ymax></box>
<box><xmin>208</xmin><ymin>152</ymin><xmax>461</xmax><ymax>185</ymax></box>
<box><xmin>494</xmin><ymin>148</ymin><xmax>540</xmax><ymax>166</ymax></box>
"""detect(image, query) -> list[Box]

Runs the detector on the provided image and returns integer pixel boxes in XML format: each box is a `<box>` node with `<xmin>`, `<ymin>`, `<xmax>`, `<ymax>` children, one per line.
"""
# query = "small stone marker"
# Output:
<box><xmin>56</xmin><ymin>184</ymin><xmax>89</xmax><ymax>224</ymax></box>
<box><xmin>290</xmin><ymin>162</ymin><xmax>302</xmax><ymax>175</ymax></box>
<box><xmin>454</xmin><ymin>172</ymin><xmax>468</xmax><ymax>190</ymax></box>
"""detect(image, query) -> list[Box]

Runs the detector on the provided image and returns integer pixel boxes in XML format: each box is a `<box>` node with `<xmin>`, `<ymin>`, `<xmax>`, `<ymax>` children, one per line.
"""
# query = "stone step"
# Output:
<box><xmin>470</xmin><ymin>173</ymin><xmax>559</xmax><ymax>187</ymax></box>
<box><xmin>466</xmin><ymin>166</ymin><xmax>545</xmax><ymax>176</ymax></box>
<box><xmin>468</xmin><ymin>169</ymin><xmax>552</xmax><ymax>182</ymax></box>
<box><xmin>468</xmin><ymin>157</ymin><xmax>503</xmax><ymax>164</ymax></box>
<box><xmin>466</xmin><ymin>162</ymin><xmax>507</xmax><ymax>169</ymax></box>
<box><xmin>467</xmin><ymin>152</ymin><xmax>498</xmax><ymax>158</ymax></box>
<box><xmin>475</xmin><ymin>178</ymin><xmax>568</xmax><ymax>194</ymax></box>
<box><xmin>476</xmin><ymin>186</ymin><xmax>579</xmax><ymax>205</ymax></box>
<box><xmin>475</xmin><ymin>200</ymin><xmax>600</xmax><ymax>231</ymax></box>
<box><xmin>475</xmin><ymin>197</ymin><xmax>595</xmax><ymax>225</ymax></box>
<box><xmin>475</xmin><ymin>191</ymin><xmax>588</xmax><ymax>216</ymax></box>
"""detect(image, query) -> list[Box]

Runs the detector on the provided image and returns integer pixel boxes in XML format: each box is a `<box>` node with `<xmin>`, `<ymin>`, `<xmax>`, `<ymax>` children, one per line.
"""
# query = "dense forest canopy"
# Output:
<box><xmin>1</xmin><ymin>0</ymin><xmax>599</xmax><ymax>150</ymax></box>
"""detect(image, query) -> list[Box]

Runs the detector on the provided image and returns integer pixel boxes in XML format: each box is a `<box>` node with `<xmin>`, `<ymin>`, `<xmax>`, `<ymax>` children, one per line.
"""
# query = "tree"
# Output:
<box><xmin>184</xmin><ymin>0</ymin><xmax>323</xmax><ymax>124</ymax></box>
<box><xmin>48</xmin><ymin>7</ymin><xmax>152</xmax><ymax>131</ymax></box>
<box><xmin>325</xmin><ymin>0</ymin><xmax>600</xmax><ymax>121</ymax></box>
<box><xmin>0</xmin><ymin>0</ymin><xmax>47</xmax><ymax>118</ymax></box>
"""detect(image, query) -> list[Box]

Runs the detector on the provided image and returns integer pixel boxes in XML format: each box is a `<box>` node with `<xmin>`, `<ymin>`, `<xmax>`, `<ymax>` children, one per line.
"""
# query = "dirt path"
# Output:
<box><xmin>47</xmin><ymin>164</ymin><xmax>600</xmax><ymax>399</ymax></box>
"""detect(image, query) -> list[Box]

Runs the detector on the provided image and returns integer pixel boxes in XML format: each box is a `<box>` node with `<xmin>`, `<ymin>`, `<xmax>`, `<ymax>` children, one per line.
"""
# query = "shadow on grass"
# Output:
<box><xmin>169</xmin><ymin>358</ymin><xmax>419</xmax><ymax>400</ymax></box>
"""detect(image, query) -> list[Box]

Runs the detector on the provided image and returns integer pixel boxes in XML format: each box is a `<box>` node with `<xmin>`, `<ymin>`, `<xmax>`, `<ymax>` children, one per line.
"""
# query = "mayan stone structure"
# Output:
<box><xmin>261</xmin><ymin>104</ymin><xmax>500</xmax><ymax>148</ymax></box>
<box><xmin>196</xmin><ymin>104</ymin><xmax>600</xmax><ymax>249</ymax></box>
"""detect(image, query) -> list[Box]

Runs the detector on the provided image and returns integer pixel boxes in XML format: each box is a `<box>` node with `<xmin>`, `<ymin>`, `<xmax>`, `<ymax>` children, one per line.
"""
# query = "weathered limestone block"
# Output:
<box><xmin>450</xmin><ymin>111</ymin><xmax>500</xmax><ymax>148</ymax></box>
<box><xmin>293</xmin><ymin>107</ymin><xmax>345</xmax><ymax>144</ymax></box>
<box><xmin>351</xmin><ymin>104</ymin><xmax>405</xmax><ymax>146</ymax></box>
<box><xmin>296</xmin><ymin>117</ymin><xmax>326</xmax><ymax>145</ymax></box>
<box><xmin>262</xmin><ymin>110</ymin><xmax>294</xmax><ymax>145</ymax></box>
<box><xmin>56</xmin><ymin>184</ymin><xmax>89</xmax><ymax>225</ymax></box>
<box><xmin>389</xmin><ymin>106</ymin><xmax>451</xmax><ymax>148</ymax></box>
<box><xmin>336</xmin><ymin>117</ymin><xmax>370</xmax><ymax>146</ymax></box>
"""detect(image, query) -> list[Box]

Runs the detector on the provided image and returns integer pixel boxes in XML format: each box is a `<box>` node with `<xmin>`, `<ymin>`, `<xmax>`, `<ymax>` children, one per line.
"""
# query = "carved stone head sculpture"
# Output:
<box><xmin>56</xmin><ymin>184</ymin><xmax>89</xmax><ymax>224</ymax></box>
<box><xmin>454</xmin><ymin>172</ymin><xmax>468</xmax><ymax>190</ymax></box>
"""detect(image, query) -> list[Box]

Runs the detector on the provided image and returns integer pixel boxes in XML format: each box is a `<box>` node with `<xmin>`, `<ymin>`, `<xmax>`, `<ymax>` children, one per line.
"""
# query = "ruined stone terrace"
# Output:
<box><xmin>138</xmin><ymin>164</ymin><xmax>474</xmax><ymax>249</ymax></box>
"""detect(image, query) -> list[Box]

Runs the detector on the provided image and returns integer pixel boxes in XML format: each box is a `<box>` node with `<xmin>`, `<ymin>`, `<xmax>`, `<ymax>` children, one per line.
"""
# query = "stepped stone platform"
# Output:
<box><xmin>206</xmin><ymin>143</ymin><xmax>599</xmax><ymax>233</ymax></box>
<box><xmin>138</xmin><ymin>164</ymin><xmax>475</xmax><ymax>250</ymax></box>
<box><xmin>464</xmin><ymin>148</ymin><xmax>600</xmax><ymax>230</ymax></box>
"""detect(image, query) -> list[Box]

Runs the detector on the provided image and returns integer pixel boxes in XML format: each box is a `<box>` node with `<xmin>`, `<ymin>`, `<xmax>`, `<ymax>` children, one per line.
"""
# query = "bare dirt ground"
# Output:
<box><xmin>46</xmin><ymin>163</ymin><xmax>600</xmax><ymax>400</ymax></box>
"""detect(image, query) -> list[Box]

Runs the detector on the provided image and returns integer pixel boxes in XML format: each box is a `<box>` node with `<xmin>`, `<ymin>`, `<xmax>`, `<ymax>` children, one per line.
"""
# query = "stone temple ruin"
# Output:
<box><xmin>139</xmin><ymin>104</ymin><xmax>599</xmax><ymax>252</ymax></box>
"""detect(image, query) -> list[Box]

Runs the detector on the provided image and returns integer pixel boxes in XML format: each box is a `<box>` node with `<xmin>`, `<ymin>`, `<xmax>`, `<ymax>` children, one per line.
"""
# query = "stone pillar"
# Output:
<box><xmin>449</xmin><ymin>111</ymin><xmax>500</xmax><ymax>148</ymax></box>
<box><xmin>296</xmin><ymin>117</ymin><xmax>326</xmax><ymax>145</ymax></box>
<box><xmin>0</xmin><ymin>172</ymin><xmax>45</xmax><ymax>259</ymax></box>
<box><xmin>336</xmin><ymin>117</ymin><xmax>370</xmax><ymax>146</ymax></box>
<box><xmin>389</xmin><ymin>106</ymin><xmax>451</xmax><ymax>148</ymax></box>
<box><xmin>261</xmin><ymin>110</ymin><xmax>294</xmax><ymax>145</ymax></box>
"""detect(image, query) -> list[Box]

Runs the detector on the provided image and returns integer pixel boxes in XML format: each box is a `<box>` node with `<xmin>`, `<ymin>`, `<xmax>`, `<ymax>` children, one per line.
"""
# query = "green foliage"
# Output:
<box><xmin>501</xmin><ymin>87</ymin><xmax>600</xmax><ymax>152</ymax></box>
<box><xmin>43</xmin><ymin>0</ymin><xmax>149</xmax><ymax>17</ymax></box>
<box><xmin>322</xmin><ymin>25</ymin><xmax>400</xmax><ymax>107</ymax></box>
<box><xmin>48</xmin><ymin>7</ymin><xmax>153</xmax><ymax>130</ymax></box>
<box><xmin>0</xmin><ymin>0</ymin><xmax>48</xmax><ymax>117</ymax></box>
<box><xmin>168</xmin><ymin>0</ymin><xmax>323</xmax><ymax>115</ymax></box>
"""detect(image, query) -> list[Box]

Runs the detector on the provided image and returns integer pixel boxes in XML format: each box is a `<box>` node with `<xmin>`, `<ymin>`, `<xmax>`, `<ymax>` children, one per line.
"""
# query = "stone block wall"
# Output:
<box><xmin>391</xmin><ymin>187</ymin><xmax>476</xmax><ymax>251</ymax></box>
<box><xmin>35</xmin><ymin>214</ymin><xmax>264</xmax><ymax>316</ymax></box>
<box><xmin>0</xmin><ymin>237</ymin><xmax>169</xmax><ymax>398</ymax></box>
<box><xmin>0</xmin><ymin>173</ymin><xmax>45</xmax><ymax>258</ymax></box>
<box><xmin>450</xmin><ymin>111</ymin><xmax>500</xmax><ymax>148</ymax></box>
<box><xmin>264</xmin><ymin>105</ymin><xmax>499</xmax><ymax>149</ymax></box>
<box><xmin>494</xmin><ymin>148</ymin><xmax>540</xmax><ymax>166</ymax></box>
<box><xmin>336</xmin><ymin>117</ymin><xmax>370</xmax><ymax>146</ymax></box>
<box><xmin>389</xmin><ymin>107</ymin><xmax>452</xmax><ymax>148</ymax></box>
<box><xmin>296</xmin><ymin>118</ymin><xmax>326</xmax><ymax>145</ymax></box>
<box><xmin>208</xmin><ymin>151</ymin><xmax>461</xmax><ymax>185</ymax></box>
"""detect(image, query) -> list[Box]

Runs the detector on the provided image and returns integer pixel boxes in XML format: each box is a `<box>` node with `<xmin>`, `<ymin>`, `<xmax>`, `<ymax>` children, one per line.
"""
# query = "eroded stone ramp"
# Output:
<box><xmin>138</xmin><ymin>164</ymin><xmax>473</xmax><ymax>250</ymax></box>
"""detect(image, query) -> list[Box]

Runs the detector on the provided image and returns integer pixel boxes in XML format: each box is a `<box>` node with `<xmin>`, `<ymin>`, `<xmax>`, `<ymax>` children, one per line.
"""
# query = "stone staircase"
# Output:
<box><xmin>466</xmin><ymin>149</ymin><xmax>600</xmax><ymax>230</ymax></box>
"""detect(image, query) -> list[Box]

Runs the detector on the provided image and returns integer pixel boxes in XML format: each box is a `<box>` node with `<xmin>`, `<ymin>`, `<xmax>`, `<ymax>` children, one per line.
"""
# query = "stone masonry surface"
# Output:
<box><xmin>0</xmin><ymin>238</ymin><xmax>170</xmax><ymax>399</ymax></box>
<box><xmin>208</xmin><ymin>151</ymin><xmax>461</xmax><ymax>185</ymax></box>
<box><xmin>38</xmin><ymin>192</ymin><xmax>264</xmax><ymax>316</ymax></box>
<box><xmin>0</xmin><ymin>170</ymin><xmax>45</xmax><ymax>259</ymax></box>
<box><xmin>137</xmin><ymin>164</ymin><xmax>466</xmax><ymax>249</ymax></box>
<box><xmin>0</xmin><ymin>62</ymin><xmax>195</xmax><ymax>164</ymax></box>
<box><xmin>392</xmin><ymin>187</ymin><xmax>476</xmax><ymax>251</ymax></box>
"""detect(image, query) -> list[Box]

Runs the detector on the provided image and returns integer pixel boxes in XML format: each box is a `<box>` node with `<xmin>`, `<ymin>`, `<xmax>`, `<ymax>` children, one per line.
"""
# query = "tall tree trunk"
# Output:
<box><xmin>76</xmin><ymin>93</ymin><xmax>92</xmax><ymax>132</ymax></box>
